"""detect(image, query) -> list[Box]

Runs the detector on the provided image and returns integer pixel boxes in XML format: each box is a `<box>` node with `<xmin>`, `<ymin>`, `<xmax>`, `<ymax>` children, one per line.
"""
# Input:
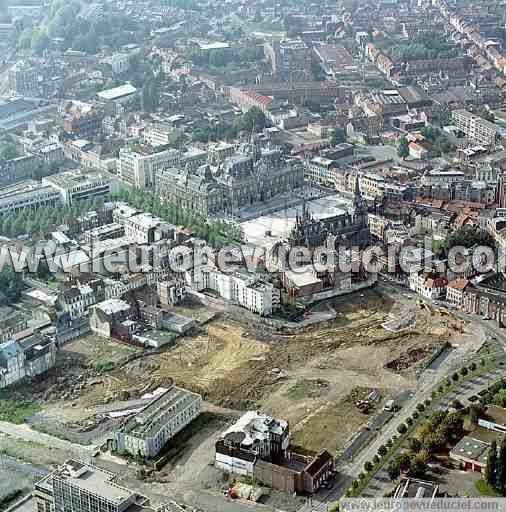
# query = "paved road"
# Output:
<box><xmin>360</xmin><ymin>366</ymin><xmax>506</xmax><ymax>498</ymax></box>
<box><xmin>296</xmin><ymin>282</ymin><xmax>506</xmax><ymax>510</ymax></box>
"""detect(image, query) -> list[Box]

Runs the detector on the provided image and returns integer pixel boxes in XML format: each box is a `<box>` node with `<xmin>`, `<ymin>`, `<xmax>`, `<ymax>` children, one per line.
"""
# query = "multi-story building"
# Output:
<box><xmin>157</xmin><ymin>279</ymin><xmax>187</xmax><ymax>307</ymax></box>
<box><xmin>97</xmin><ymin>84</ymin><xmax>139</xmax><ymax>115</ymax></box>
<box><xmin>0</xmin><ymin>180</ymin><xmax>61</xmax><ymax>214</ymax></box>
<box><xmin>83</xmin><ymin>223</ymin><xmax>125</xmax><ymax>244</ymax></box>
<box><xmin>0</xmin><ymin>307</ymin><xmax>28</xmax><ymax>343</ymax></box>
<box><xmin>89</xmin><ymin>299</ymin><xmax>133</xmax><ymax>338</ymax></box>
<box><xmin>63</xmin><ymin>102</ymin><xmax>104</xmax><ymax>138</ymax></box>
<box><xmin>452</xmin><ymin>109</ymin><xmax>498</xmax><ymax>147</ymax></box>
<box><xmin>0</xmin><ymin>154</ymin><xmax>41</xmax><ymax>187</ymax></box>
<box><xmin>101</xmin><ymin>53</ymin><xmax>131</xmax><ymax>75</ymax></box>
<box><xmin>156</xmin><ymin>144</ymin><xmax>304</xmax><ymax>215</ymax></box>
<box><xmin>0</xmin><ymin>333</ymin><xmax>56</xmax><ymax>389</ymax></box>
<box><xmin>113</xmin><ymin>205</ymin><xmax>175</xmax><ymax>244</ymax></box>
<box><xmin>215</xmin><ymin>411</ymin><xmax>334</xmax><ymax>494</ymax></box>
<box><xmin>34</xmin><ymin>460</ymin><xmax>152</xmax><ymax>512</ymax></box>
<box><xmin>193</xmin><ymin>269</ymin><xmax>280</xmax><ymax>317</ymax></box>
<box><xmin>58</xmin><ymin>285</ymin><xmax>96</xmax><ymax>321</ymax></box>
<box><xmin>118</xmin><ymin>146</ymin><xmax>180</xmax><ymax>189</ymax></box>
<box><xmin>143</xmin><ymin>123</ymin><xmax>173</xmax><ymax>147</ymax></box>
<box><xmin>42</xmin><ymin>169</ymin><xmax>119</xmax><ymax>206</ymax></box>
<box><xmin>278</xmin><ymin>38</ymin><xmax>311</xmax><ymax>80</ymax></box>
<box><xmin>111</xmin><ymin>385</ymin><xmax>202</xmax><ymax>458</ymax></box>
<box><xmin>8</xmin><ymin>61</ymin><xmax>37</xmax><ymax>95</ymax></box>
<box><xmin>303</xmin><ymin>156</ymin><xmax>341</xmax><ymax>188</ymax></box>
<box><xmin>408</xmin><ymin>272</ymin><xmax>448</xmax><ymax>300</ymax></box>
<box><xmin>155</xmin><ymin>164</ymin><xmax>227</xmax><ymax>216</ymax></box>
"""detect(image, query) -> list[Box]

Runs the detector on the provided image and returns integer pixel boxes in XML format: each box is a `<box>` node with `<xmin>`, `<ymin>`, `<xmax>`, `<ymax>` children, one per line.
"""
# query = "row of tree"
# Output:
<box><xmin>485</xmin><ymin>439</ymin><xmax>506</xmax><ymax>493</ymax></box>
<box><xmin>112</xmin><ymin>189</ymin><xmax>242</xmax><ymax>248</ymax></box>
<box><xmin>0</xmin><ymin>198</ymin><xmax>105</xmax><ymax>239</ymax></box>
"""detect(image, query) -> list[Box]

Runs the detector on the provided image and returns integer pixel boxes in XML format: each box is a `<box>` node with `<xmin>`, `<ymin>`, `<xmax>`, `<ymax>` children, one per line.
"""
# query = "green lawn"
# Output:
<box><xmin>0</xmin><ymin>397</ymin><xmax>41</xmax><ymax>424</ymax></box>
<box><xmin>475</xmin><ymin>480</ymin><xmax>503</xmax><ymax>497</ymax></box>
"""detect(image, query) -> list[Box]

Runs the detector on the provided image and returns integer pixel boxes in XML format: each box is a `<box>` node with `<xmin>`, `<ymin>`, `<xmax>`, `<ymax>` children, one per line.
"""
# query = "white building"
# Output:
<box><xmin>113</xmin><ymin>205</ymin><xmax>175</xmax><ymax>244</ymax></box>
<box><xmin>42</xmin><ymin>169</ymin><xmax>119</xmax><ymax>206</ymax></box>
<box><xmin>143</xmin><ymin>123</ymin><xmax>173</xmax><ymax>147</ymax></box>
<box><xmin>59</xmin><ymin>285</ymin><xmax>96</xmax><ymax>321</ymax></box>
<box><xmin>113</xmin><ymin>385</ymin><xmax>202</xmax><ymax>458</ymax></box>
<box><xmin>0</xmin><ymin>180</ymin><xmax>61</xmax><ymax>214</ymax></box>
<box><xmin>421</xmin><ymin>169</ymin><xmax>466</xmax><ymax>187</ymax></box>
<box><xmin>97</xmin><ymin>83</ymin><xmax>139</xmax><ymax>114</ymax></box>
<box><xmin>101</xmin><ymin>53</ymin><xmax>131</xmax><ymax>75</ymax></box>
<box><xmin>408</xmin><ymin>272</ymin><xmax>448</xmax><ymax>300</ymax></box>
<box><xmin>215</xmin><ymin>411</ymin><xmax>289</xmax><ymax>477</ymax></box>
<box><xmin>192</xmin><ymin>268</ymin><xmax>280</xmax><ymax>316</ymax></box>
<box><xmin>118</xmin><ymin>146</ymin><xmax>180</xmax><ymax>189</ymax></box>
<box><xmin>0</xmin><ymin>334</ymin><xmax>57</xmax><ymax>390</ymax></box>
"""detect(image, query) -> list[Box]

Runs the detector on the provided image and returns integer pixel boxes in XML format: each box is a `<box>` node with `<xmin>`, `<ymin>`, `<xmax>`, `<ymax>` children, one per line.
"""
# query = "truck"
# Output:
<box><xmin>383</xmin><ymin>399</ymin><xmax>396</xmax><ymax>412</ymax></box>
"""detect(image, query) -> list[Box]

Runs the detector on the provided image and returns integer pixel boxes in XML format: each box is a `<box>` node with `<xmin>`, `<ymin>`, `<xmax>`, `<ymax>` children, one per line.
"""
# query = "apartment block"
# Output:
<box><xmin>452</xmin><ymin>109</ymin><xmax>498</xmax><ymax>147</ymax></box>
<box><xmin>193</xmin><ymin>269</ymin><xmax>280</xmax><ymax>317</ymax></box>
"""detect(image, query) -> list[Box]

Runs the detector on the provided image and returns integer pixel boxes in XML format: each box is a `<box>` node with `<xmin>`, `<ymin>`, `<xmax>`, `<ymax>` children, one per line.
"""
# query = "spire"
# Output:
<box><xmin>353</xmin><ymin>174</ymin><xmax>361</xmax><ymax>204</ymax></box>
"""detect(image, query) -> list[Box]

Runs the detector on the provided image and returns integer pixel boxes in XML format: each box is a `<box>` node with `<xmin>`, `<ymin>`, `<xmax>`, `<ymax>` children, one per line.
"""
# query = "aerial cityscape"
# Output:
<box><xmin>0</xmin><ymin>0</ymin><xmax>506</xmax><ymax>511</ymax></box>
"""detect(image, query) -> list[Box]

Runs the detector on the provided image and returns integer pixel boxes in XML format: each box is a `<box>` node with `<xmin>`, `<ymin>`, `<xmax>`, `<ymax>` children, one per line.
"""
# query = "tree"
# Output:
<box><xmin>409</xmin><ymin>438</ymin><xmax>422</xmax><ymax>453</ymax></box>
<box><xmin>364</xmin><ymin>461</ymin><xmax>373</xmax><ymax>472</ymax></box>
<box><xmin>396</xmin><ymin>453</ymin><xmax>411</xmax><ymax>473</ymax></box>
<box><xmin>469</xmin><ymin>404</ymin><xmax>482</xmax><ymax>427</ymax></box>
<box><xmin>485</xmin><ymin>440</ymin><xmax>497</xmax><ymax>487</ymax></box>
<box><xmin>209</xmin><ymin>50</ymin><xmax>226</xmax><ymax>68</ymax></box>
<box><xmin>235</xmin><ymin>107</ymin><xmax>268</xmax><ymax>133</ymax></box>
<box><xmin>451</xmin><ymin>372</ymin><xmax>459</xmax><ymax>382</ymax></box>
<box><xmin>469</xmin><ymin>362</ymin><xmax>477</xmax><ymax>372</ymax></box>
<box><xmin>397</xmin><ymin>137</ymin><xmax>409</xmax><ymax>159</ymax></box>
<box><xmin>330</xmin><ymin>128</ymin><xmax>346</xmax><ymax>146</ymax></box>
<box><xmin>409</xmin><ymin>458</ymin><xmax>428</xmax><ymax>478</ymax></box>
<box><xmin>0</xmin><ymin>144</ymin><xmax>19</xmax><ymax>160</ymax></box>
<box><xmin>378</xmin><ymin>445</ymin><xmax>388</xmax><ymax>457</ymax></box>
<box><xmin>497</xmin><ymin>438</ymin><xmax>506</xmax><ymax>491</ymax></box>
<box><xmin>387</xmin><ymin>460</ymin><xmax>400</xmax><ymax>481</ymax></box>
<box><xmin>397</xmin><ymin>423</ymin><xmax>407</xmax><ymax>434</ymax></box>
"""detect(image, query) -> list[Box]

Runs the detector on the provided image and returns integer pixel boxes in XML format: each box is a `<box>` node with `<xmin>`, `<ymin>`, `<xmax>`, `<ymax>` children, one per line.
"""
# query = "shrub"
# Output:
<box><xmin>378</xmin><ymin>445</ymin><xmax>388</xmax><ymax>456</ymax></box>
<box><xmin>364</xmin><ymin>461</ymin><xmax>373</xmax><ymax>472</ymax></box>
<box><xmin>416</xmin><ymin>403</ymin><xmax>425</xmax><ymax>412</ymax></box>
<box><xmin>460</xmin><ymin>367</ymin><xmax>468</xmax><ymax>377</ymax></box>
<box><xmin>469</xmin><ymin>362</ymin><xmax>477</xmax><ymax>372</ymax></box>
<box><xmin>397</xmin><ymin>423</ymin><xmax>408</xmax><ymax>435</ymax></box>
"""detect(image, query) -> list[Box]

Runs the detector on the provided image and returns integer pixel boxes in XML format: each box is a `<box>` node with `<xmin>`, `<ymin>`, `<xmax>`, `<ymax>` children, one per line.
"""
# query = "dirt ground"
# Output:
<box><xmin>12</xmin><ymin>285</ymin><xmax>476</xmax><ymax>457</ymax></box>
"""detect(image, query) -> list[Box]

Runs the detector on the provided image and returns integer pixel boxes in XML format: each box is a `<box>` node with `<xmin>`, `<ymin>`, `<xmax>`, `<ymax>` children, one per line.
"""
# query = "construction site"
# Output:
<box><xmin>0</xmin><ymin>282</ymin><xmax>481</xmax><ymax>466</ymax></box>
